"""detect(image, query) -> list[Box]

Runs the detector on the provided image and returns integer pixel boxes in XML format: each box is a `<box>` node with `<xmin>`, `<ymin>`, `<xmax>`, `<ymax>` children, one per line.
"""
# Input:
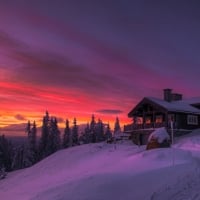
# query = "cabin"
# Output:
<box><xmin>124</xmin><ymin>89</ymin><xmax>200</xmax><ymax>145</ymax></box>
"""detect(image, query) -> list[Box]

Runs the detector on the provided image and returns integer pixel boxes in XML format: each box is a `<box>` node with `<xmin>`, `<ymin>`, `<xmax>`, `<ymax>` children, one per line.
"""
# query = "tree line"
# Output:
<box><xmin>0</xmin><ymin>111</ymin><xmax>121</xmax><ymax>176</ymax></box>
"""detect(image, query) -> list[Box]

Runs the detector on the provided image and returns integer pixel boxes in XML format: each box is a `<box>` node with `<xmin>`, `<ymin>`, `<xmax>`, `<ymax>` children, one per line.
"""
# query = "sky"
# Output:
<box><xmin>0</xmin><ymin>0</ymin><xmax>200</xmax><ymax>134</ymax></box>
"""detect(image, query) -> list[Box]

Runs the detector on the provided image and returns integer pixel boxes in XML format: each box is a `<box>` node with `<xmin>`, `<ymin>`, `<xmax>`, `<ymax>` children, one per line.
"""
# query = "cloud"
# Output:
<box><xmin>9</xmin><ymin>49</ymin><xmax>133</xmax><ymax>98</ymax></box>
<box><xmin>1</xmin><ymin>0</ymin><xmax>200</xmax><ymax>112</ymax></box>
<box><xmin>14</xmin><ymin>114</ymin><xmax>26</xmax><ymax>121</ymax></box>
<box><xmin>0</xmin><ymin>123</ymin><xmax>42</xmax><ymax>136</ymax></box>
<box><xmin>0</xmin><ymin>31</ymin><xmax>22</xmax><ymax>49</ymax></box>
<box><xmin>96</xmin><ymin>109</ymin><xmax>123</xmax><ymax>115</ymax></box>
<box><xmin>1</xmin><ymin>123</ymin><xmax>27</xmax><ymax>131</ymax></box>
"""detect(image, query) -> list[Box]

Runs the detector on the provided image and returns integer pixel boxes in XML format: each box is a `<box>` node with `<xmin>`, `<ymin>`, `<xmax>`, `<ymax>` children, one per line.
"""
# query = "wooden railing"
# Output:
<box><xmin>124</xmin><ymin>122</ymin><xmax>166</xmax><ymax>132</ymax></box>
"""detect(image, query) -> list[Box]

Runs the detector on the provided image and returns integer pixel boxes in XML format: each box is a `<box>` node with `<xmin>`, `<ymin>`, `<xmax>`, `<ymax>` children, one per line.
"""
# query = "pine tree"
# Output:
<box><xmin>26</xmin><ymin>120</ymin><xmax>31</xmax><ymax>140</ymax></box>
<box><xmin>114</xmin><ymin>117</ymin><xmax>121</xmax><ymax>135</ymax></box>
<box><xmin>105</xmin><ymin>124</ymin><xmax>112</xmax><ymax>141</ymax></box>
<box><xmin>39</xmin><ymin>111</ymin><xmax>50</xmax><ymax>159</ymax></box>
<box><xmin>90</xmin><ymin>114</ymin><xmax>96</xmax><ymax>132</ymax></box>
<box><xmin>78</xmin><ymin>132</ymin><xmax>84</xmax><ymax>145</ymax></box>
<box><xmin>84</xmin><ymin>123</ymin><xmax>91</xmax><ymax>144</ymax></box>
<box><xmin>63</xmin><ymin>119</ymin><xmax>71</xmax><ymax>148</ymax></box>
<box><xmin>31</xmin><ymin>121</ymin><xmax>37</xmax><ymax>153</ymax></box>
<box><xmin>72</xmin><ymin>118</ymin><xmax>78</xmax><ymax>146</ymax></box>
<box><xmin>52</xmin><ymin>117</ymin><xmax>61</xmax><ymax>152</ymax></box>
<box><xmin>0</xmin><ymin>135</ymin><xmax>13</xmax><ymax>172</ymax></box>
<box><xmin>24</xmin><ymin>121</ymin><xmax>38</xmax><ymax>167</ymax></box>
<box><xmin>11</xmin><ymin>146</ymin><xmax>24</xmax><ymax>170</ymax></box>
<box><xmin>96</xmin><ymin>119</ymin><xmax>104</xmax><ymax>142</ymax></box>
<box><xmin>90</xmin><ymin>114</ymin><xmax>96</xmax><ymax>143</ymax></box>
<box><xmin>47</xmin><ymin>117</ymin><xmax>61</xmax><ymax>155</ymax></box>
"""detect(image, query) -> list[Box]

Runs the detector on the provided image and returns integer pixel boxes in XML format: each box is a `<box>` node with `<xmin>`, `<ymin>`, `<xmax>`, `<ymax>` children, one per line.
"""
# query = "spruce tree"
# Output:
<box><xmin>63</xmin><ymin>119</ymin><xmax>71</xmax><ymax>148</ymax></box>
<box><xmin>72</xmin><ymin>118</ymin><xmax>78</xmax><ymax>146</ymax></box>
<box><xmin>114</xmin><ymin>117</ymin><xmax>121</xmax><ymax>135</ymax></box>
<box><xmin>39</xmin><ymin>111</ymin><xmax>50</xmax><ymax>159</ymax></box>
<box><xmin>26</xmin><ymin>120</ymin><xmax>31</xmax><ymax>140</ymax></box>
<box><xmin>52</xmin><ymin>117</ymin><xmax>61</xmax><ymax>152</ymax></box>
<box><xmin>90</xmin><ymin>114</ymin><xmax>96</xmax><ymax>143</ymax></box>
<box><xmin>31</xmin><ymin>121</ymin><xmax>37</xmax><ymax>153</ymax></box>
<box><xmin>84</xmin><ymin>123</ymin><xmax>91</xmax><ymax>144</ymax></box>
<box><xmin>90</xmin><ymin>114</ymin><xmax>96</xmax><ymax>132</ymax></box>
<box><xmin>47</xmin><ymin>117</ymin><xmax>61</xmax><ymax>155</ymax></box>
<box><xmin>23</xmin><ymin>121</ymin><xmax>37</xmax><ymax>167</ymax></box>
<box><xmin>0</xmin><ymin>135</ymin><xmax>13</xmax><ymax>172</ymax></box>
<box><xmin>25</xmin><ymin>121</ymin><xmax>37</xmax><ymax>167</ymax></box>
<box><xmin>105</xmin><ymin>124</ymin><xmax>112</xmax><ymax>141</ymax></box>
<box><xmin>96</xmin><ymin>119</ymin><xmax>104</xmax><ymax>142</ymax></box>
<box><xmin>12</xmin><ymin>145</ymin><xmax>24</xmax><ymax>170</ymax></box>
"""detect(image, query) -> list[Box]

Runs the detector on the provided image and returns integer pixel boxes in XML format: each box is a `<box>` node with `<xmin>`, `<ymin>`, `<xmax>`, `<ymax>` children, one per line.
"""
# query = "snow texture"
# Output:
<box><xmin>147</xmin><ymin>97</ymin><xmax>200</xmax><ymax>114</ymax></box>
<box><xmin>148</xmin><ymin>127</ymin><xmax>170</xmax><ymax>143</ymax></box>
<box><xmin>1</xmin><ymin>129</ymin><xmax>200</xmax><ymax>200</ymax></box>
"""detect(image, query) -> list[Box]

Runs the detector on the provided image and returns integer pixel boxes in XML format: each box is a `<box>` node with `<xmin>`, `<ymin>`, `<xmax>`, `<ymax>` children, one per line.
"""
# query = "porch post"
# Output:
<box><xmin>152</xmin><ymin>111</ymin><xmax>155</xmax><ymax>128</ymax></box>
<box><xmin>165</xmin><ymin>112</ymin><xmax>168</xmax><ymax>128</ymax></box>
<box><xmin>143</xmin><ymin>110</ymin><xmax>145</xmax><ymax>129</ymax></box>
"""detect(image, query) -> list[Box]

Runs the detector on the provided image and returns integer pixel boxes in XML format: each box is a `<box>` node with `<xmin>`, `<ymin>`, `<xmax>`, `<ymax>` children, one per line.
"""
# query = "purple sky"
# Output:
<box><xmin>0</xmin><ymin>0</ymin><xmax>200</xmax><ymax>131</ymax></box>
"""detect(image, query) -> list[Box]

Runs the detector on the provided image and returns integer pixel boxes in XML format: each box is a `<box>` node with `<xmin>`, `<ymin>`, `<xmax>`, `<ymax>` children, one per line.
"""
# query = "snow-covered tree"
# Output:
<box><xmin>53</xmin><ymin>118</ymin><xmax>61</xmax><ymax>151</ymax></box>
<box><xmin>11</xmin><ymin>146</ymin><xmax>24</xmax><ymax>170</ymax></box>
<box><xmin>0</xmin><ymin>135</ymin><xmax>13</xmax><ymax>172</ymax></box>
<box><xmin>63</xmin><ymin>119</ymin><xmax>71</xmax><ymax>148</ymax></box>
<box><xmin>47</xmin><ymin>117</ymin><xmax>61</xmax><ymax>155</ymax></box>
<box><xmin>114</xmin><ymin>117</ymin><xmax>121</xmax><ymax>135</ymax></box>
<box><xmin>105</xmin><ymin>124</ymin><xmax>112</xmax><ymax>141</ymax></box>
<box><xmin>96</xmin><ymin>119</ymin><xmax>104</xmax><ymax>142</ymax></box>
<box><xmin>24</xmin><ymin>121</ymin><xmax>38</xmax><ymax>167</ymax></box>
<box><xmin>72</xmin><ymin>118</ymin><xmax>78</xmax><ymax>146</ymax></box>
<box><xmin>26</xmin><ymin>120</ymin><xmax>31</xmax><ymax>139</ymax></box>
<box><xmin>90</xmin><ymin>115</ymin><xmax>97</xmax><ymax>143</ymax></box>
<box><xmin>31</xmin><ymin>121</ymin><xmax>37</xmax><ymax>152</ymax></box>
<box><xmin>84</xmin><ymin>123</ymin><xmax>91</xmax><ymax>144</ymax></box>
<box><xmin>90</xmin><ymin>114</ymin><xmax>96</xmax><ymax>131</ymax></box>
<box><xmin>39</xmin><ymin>111</ymin><xmax>50</xmax><ymax>159</ymax></box>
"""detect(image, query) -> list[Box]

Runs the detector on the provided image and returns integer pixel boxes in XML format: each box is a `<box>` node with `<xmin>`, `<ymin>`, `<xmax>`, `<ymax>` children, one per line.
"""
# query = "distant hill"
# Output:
<box><xmin>0</xmin><ymin>123</ymin><xmax>27</xmax><ymax>137</ymax></box>
<box><xmin>0</xmin><ymin>123</ymin><xmax>87</xmax><ymax>137</ymax></box>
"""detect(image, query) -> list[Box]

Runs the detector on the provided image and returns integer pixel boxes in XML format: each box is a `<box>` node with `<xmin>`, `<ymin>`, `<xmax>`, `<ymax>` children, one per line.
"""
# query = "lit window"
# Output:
<box><xmin>145</xmin><ymin>117</ymin><xmax>151</xmax><ymax>124</ymax></box>
<box><xmin>156</xmin><ymin>115</ymin><xmax>163</xmax><ymax>123</ymax></box>
<box><xmin>137</xmin><ymin>117</ymin><xmax>143</xmax><ymax>124</ymax></box>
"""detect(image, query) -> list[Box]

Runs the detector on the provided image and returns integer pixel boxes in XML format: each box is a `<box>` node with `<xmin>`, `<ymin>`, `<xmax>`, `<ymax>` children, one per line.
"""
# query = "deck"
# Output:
<box><xmin>123</xmin><ymin>123</ymin><xmax>192</xmax><ymax>145</ymax></box>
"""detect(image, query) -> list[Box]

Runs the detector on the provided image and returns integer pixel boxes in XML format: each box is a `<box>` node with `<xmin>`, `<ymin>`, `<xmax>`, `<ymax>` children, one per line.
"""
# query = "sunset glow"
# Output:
<box><xmin>0</xmin><ymin>1</ymin><xmax>200</xmax><ymax>135</ymax></box>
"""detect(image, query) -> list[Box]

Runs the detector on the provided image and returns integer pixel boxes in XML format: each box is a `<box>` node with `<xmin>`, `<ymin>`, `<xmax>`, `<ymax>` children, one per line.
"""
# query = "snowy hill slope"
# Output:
<box><xmin>1</xmin><ymin>129</ymin><xmax>200</xmax><ymax>200</ymax></box>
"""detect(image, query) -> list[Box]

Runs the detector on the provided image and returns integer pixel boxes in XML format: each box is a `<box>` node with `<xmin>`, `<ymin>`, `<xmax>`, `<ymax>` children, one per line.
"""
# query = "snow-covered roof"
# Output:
<box><xmin>181</xmin><ymin>97</ymin><xmax>200</xmax><ymax>105</ymax></box>
<box><xmin>147</xmin><ymin>97</ymin><xmax>200</xmax><ymax>114</ymax></box>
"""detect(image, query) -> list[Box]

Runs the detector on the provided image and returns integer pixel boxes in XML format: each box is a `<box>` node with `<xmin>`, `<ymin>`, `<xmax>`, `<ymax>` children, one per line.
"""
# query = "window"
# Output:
<box><xmin>145</xmin><ymin>117</ymin><xmax>151</xmax><ymax>124</ymax></box>
<box><xmin>187</xmin><ymin>115</ymin><xmax>198</xmax><ymax>125</ymax></box>
<box><xmin>135</xmin><ymin>117</ymin><xmax>143</xmax><ymax>124</ymax></box>
<box><xmin>156</xmin><ymin>115</ymin><xmax>163</xmax><ymax>123</ymax></box>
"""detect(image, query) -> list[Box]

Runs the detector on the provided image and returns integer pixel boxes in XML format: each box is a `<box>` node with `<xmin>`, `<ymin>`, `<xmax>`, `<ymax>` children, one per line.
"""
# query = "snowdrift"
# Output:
<box><xmin>1</xmin><ymin>130</ymin><xmax>200</xmax><ymax>200</ymax></box>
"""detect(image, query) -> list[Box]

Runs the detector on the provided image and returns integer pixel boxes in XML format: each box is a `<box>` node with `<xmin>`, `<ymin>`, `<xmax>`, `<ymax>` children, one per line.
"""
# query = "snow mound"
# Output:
<box><xmin>148</xmin><ymin>127</ymin><xmax>170</xmax><ymax>143</ymax></box>
<box><xmin>152</xmin><ymin>129</ymin><xmax>200</xmax><ymax>200</ymax></box>
<box><xmin>1</xmin><ymin>132</ymin><xmax>200</xmax><ymax>200</ymax></box>
<box><xmin>175</xmin><ymin>129</ymin><xmax>200</xmax><ymax>151</ymax></box>
<box><xmin>141</xmin><ymin>148</ymin><xmax>192</xmax><ymax>163</ymax></box>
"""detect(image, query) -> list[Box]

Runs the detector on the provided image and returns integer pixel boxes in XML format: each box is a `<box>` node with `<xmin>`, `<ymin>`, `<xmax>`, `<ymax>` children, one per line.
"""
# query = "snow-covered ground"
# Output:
<box><xmin>1</xmin><ymin>129</ymin><xmax>200</xmax><ymax>200</ymax></box>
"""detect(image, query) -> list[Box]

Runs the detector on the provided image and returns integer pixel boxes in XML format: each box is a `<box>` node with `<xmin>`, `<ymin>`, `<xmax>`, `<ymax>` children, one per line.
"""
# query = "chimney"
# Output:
<box><xmin>171</xmin><ymin>93</ymin><xmax>182</xmax><ymax>101</ymax></box>
<box><xmin>163</xmin><ymin>88</ymin><xmax>172</xmax><ymax>102</ymax></box>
